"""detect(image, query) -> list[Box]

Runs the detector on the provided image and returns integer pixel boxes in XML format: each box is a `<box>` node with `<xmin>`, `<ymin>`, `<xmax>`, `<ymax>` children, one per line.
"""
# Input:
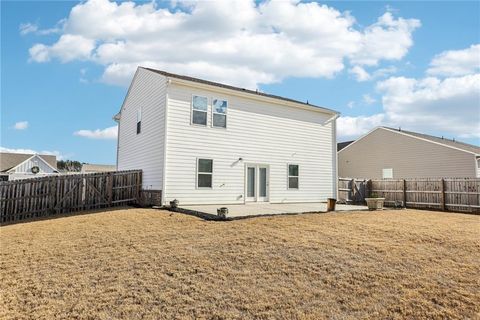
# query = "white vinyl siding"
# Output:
<box><xmin>163</xmin><ymin>82</ymin><xmax>335</xmax><ymax>205</ymax></box>
<box><xmin>117</xmin><ymin>68</ymin><xmax>167</xmax><ymax>189</ymax></box>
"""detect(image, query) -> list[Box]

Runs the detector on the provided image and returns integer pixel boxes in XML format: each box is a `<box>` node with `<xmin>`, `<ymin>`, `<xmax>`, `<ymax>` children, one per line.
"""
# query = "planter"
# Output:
<box><xmin>217</xmin><ymin>207</ymin><xmax>228</xmax><ymax>218</ymax></box>
<box><xmin>170</xmin><ymin>199</ymin><xmax>179</xmax><ymax>209</ymax></box>
<box><xmin>327</xmin><ymin>198</ymin><xmax>336</xmax><ymax>211</ymax></box>
<box><xmin>365</xmin><ymin>198</ymin><xmax>385</xmax><ymax>210</ymax></box>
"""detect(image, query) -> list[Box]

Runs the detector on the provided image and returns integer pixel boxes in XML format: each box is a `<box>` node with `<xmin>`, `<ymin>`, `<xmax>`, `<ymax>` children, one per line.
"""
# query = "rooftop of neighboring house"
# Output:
<box><xmin>81</xmin><ymin>164</ymin><xmax>116</xmax><ymax>173</ymax></box>
<box><xmin>0</xmin><ymin>152</ymin><xmax>57</xmax><ymax>172</ymax></box>
<box><xmin>337</xmin><ymin>141</ymin><xmax>354</xmax><ymax>152</ymax></box>
<box><xmin>381</xmin><ymin>127</ymin><xmax>480</xmax><ymax>155</ymax></box>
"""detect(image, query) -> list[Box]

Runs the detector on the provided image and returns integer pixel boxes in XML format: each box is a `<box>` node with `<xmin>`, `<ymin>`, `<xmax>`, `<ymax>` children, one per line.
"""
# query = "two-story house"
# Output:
<box><xmin>115</xmin><ymin>67</ymin><xmax>339</xmax><ymax>206</ymax></box>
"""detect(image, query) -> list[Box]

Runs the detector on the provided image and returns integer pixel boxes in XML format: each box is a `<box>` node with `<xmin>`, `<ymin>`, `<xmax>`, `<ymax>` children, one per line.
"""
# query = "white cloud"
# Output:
<box><xmin>19</xmin><ymin>23</ymin><xmax>38</xmax><ymax>35</ymax></box>
<box><xmin>30</xmin><ymin>34</ymin><xmax>95</xmax><ymax>63</ymax></box>
<box><xmin>13</xmin><ymin>121</ymin><xmax>29</xmax><ymax>130</ymax></box>
<box><xmin>0</xmin><ymin>147</ymin><xmax>66</xmax><ymax>160</ymax></box>
<box><xmin>349</xmin><ymin>12</ymin><xmax>420</xmax><ymax>66</ymax></box>
<box><xmin>338</xmin><ymin>44</ymin><xmax>480</xmax><ymax>140</ymax></box>
<box><xmin>377</xmin><ymin>73</ymin><xmax>480</xmax><ymax>138</ymax></box>
<box><xmin>74</xmin><ymin>126</ymin><xmax>118</xmax><ymax>139</ymax></box>
<box><xmin>27</xmin><ymin>0</ymin><xmax>420</xmax><ymax>89</ymax></box>
<box><xmin>362</xmin><ymin>94</ymin><xmax>376</xmax><ymax>105</ymax></box>
<box><xmin>337</xmin><ymin>114</ymin><xmax>385</xmax><ymax>137</ymax></box>
<box><xmin>427</xmin><ymin>44</ymin><xmax>480</xmax><ymax>77</ymax></box>
<box><xmin>349</xmin><ymin>66</ymin><xmax>371</xmax><ymax>81</ymax></box>
<box><xmin>19</xmin><ymin>22</ymin><xmax>62</xmax><ymax>36</ymax></box>
<box><xmin>347</xmin><ymin>101</ymin><xmax>355</xmax><ymax>109</ymax></box>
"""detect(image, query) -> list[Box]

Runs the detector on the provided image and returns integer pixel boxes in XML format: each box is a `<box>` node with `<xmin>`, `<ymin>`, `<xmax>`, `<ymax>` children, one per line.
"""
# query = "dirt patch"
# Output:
<box><xmin>1</xmin><ymin>208</ymin><xmax>479</xmax><ymax>319</ymax></box>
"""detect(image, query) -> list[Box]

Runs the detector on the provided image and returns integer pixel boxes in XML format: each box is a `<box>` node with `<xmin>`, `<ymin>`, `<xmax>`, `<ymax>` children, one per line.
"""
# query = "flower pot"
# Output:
<box><xmin>327</xmin><ymin>198</ymin><xmax>336</xmax><ymax>211</ymax></box>
<box><xmin>217</xmin><ymin>207</ymin><xmax>228</xmax><ymax>218</ymax></box>
<box><xmin>170</xmin><ymin>199</ymin><xmax>179</xmax><ymax>208</ymax></box>
<box><xmin>365</xmin><ymin>198</ymin><xmax>385</xmax><ymax>210</ymax></box>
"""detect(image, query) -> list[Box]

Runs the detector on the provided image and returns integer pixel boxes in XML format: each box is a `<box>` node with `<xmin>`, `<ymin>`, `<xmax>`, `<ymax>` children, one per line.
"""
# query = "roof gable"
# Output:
<box><xmin>1</xmin><ymin>153</ymin><xmax>57</xmax><ymax>172</ymax></box>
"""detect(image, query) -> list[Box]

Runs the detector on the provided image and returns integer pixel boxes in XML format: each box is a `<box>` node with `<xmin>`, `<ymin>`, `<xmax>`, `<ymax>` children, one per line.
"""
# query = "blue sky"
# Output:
<box><xmin>1</xmin><ymin>0</ymin><xmax>479</xmax><ymax>164</ymax></box>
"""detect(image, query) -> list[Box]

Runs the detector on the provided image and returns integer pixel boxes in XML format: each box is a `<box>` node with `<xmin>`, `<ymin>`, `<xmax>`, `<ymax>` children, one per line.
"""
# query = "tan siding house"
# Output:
<box><xmin>338</xmin><ymin>127</ymin><xmax>480</xmax><ymax>179</ymax></box>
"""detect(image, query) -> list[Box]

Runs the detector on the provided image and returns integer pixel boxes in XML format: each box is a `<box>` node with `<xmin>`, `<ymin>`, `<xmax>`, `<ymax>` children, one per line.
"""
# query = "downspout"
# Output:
<box><xmin>327</xmin><ymin>114</ymin><xmax>340</xmax><ymax>199</ymax></box>
<box><xmin>161</xmin><ymin>78</ymin><xmax>171</xmax><ymax>205</ymax></box>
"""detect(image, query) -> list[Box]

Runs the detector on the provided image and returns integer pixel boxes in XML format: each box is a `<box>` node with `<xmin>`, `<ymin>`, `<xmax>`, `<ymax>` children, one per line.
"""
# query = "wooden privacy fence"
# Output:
<box><xmin>339</xmin><ymin>177</ymin><xmax>480</xmax><ymax>213</ymax></box>
<box><xmin>370</xmin><ymin>178</ymin><xmax>480</xmax><ymax>213</ymax></box>
<box><xmin>0</xmin><ymin>170</ymin><xmax>142</xmax><ymax>225</ymax></box>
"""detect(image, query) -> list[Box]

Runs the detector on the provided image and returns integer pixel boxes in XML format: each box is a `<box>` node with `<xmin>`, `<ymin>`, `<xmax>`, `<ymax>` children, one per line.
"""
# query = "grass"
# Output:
<box><xmin>1</xmin><ymin>208</ymin><xmax>479</xmax><ymax>319</ymax></box>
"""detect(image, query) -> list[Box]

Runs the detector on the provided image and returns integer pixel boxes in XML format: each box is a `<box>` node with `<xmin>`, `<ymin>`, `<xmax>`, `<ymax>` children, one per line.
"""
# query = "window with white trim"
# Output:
<box><xmin>288</xmin><ymin>164</ymin><xmax>299</xmax><ymax>189</ymax></box>
<box><xmin>197</xmin><ymin>159</ymin><xmax>213</xmax><ymax>188</ymax></box>
<box><xmin>136</xmin><ymin>109</ymin><xmax>142</xmax><ymax>134</ymax></box>
<box><xmin>192</xmin><ymin>96</ymin><xmax>208</xmax><ymax>125</ymax></box>
<box><xmin>212</xmin><ymin>99</ymin><xmax>227</xmax><ymax>128</ymax></box>
<box><xmin>382</xmin><ymin>168</ymin><xmax>393</xmax><ymax>179</ymax></box>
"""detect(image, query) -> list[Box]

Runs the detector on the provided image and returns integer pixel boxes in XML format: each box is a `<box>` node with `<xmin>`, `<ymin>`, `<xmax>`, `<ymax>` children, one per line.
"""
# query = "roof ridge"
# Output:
<box><xmin>141</xmin><ymin>67</ymin><xmax>338</xmax><ymax>115</ymax></box>
<box><xmin>381</xmin><ymin>126</ymin><xmax>480</xmax><ymax>153</ymax></box>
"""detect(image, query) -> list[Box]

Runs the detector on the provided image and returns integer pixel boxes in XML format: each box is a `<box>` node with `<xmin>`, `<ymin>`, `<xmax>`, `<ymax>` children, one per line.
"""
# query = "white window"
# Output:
<box><xmin>136</xmin><ymin>109</ymin><xmax>142</xmax><ymax>134</ymax></box>
<box><xmin>192</xmin><ymin>96</ymin><xmax>208</xmax><ymax>126</ymax></box>
<box><xmin>197</xmin><ymin>159</ymin><xmax>213</xmax><ymax>188</ymax></box>
<box><xmin>382</xmin><ymin>168</ymin><xmax>393</xmax><ymax>179</ymax></box>
<box><xmin>288</xmin><ymin>164</ymin><xmax>299</xmax><ymax>189</ymax></box>
<box><xmin>212</xmin><ymin>99</ymin><xmax>227</xmax><ymax>128</ymax></box>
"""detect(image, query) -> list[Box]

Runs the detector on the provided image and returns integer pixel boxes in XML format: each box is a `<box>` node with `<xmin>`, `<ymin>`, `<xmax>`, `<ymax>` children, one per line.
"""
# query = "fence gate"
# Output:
<box><xmin>338</xmin><ymin>178</ymin><xmax>369</xmax><ymax>204</ymax></box>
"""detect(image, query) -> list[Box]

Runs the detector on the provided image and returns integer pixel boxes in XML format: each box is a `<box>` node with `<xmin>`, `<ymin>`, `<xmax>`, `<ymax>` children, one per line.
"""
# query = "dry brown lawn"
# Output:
<box><xmin>1</xmin><ymin>208</ymin><xmax>479</xmax><ymax>319</ymax></box>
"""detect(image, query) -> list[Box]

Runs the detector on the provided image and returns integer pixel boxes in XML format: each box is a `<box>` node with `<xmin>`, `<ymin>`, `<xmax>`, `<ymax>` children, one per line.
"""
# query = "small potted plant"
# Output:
<box><xmin>217</xmin><ymin>207</ymin><xmax>228</xmax><ymax>218</ymax></box>
<box><xmin>365</xmin><ymin>193</ymin><xmax>385</xmax><ymax>210</ymax></box>
<box><xmin>170</xmin><ymin>199</ymin><xmax>179</xmax><ymax>209</ymax></box>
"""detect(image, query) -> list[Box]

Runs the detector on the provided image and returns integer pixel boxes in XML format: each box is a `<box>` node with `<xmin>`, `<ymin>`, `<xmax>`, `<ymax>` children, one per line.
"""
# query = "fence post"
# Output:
<box><xmin>440</xmin><ymin>178</ymin><xmax>446</xmax><ymax>211</ymax></box>
<box><xmin>107</xmin><ymin>172</ymin><xmax>113</xmax><ymax>206</ymax></box>
<box><xmin>136</xmin><ymin>171</ymin><xmax>142</xmax><ymax>205</ymax></box>
<box><xmin>350</xmin><ymin>178</ymin><xmax>355</xmax><ymax>203</ymax></box>
<box><xmin>403</xmin><ymin>179</ymin><xmax>407</xmax><ymax>208</ymax></box>
<box><xmin>49</xmin><ymin>178</ymin><xmax>56</xmax><ymax>213</ymax></box>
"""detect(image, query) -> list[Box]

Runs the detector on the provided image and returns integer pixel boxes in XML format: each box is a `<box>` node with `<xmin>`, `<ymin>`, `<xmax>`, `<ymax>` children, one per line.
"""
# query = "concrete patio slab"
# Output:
<box><xmin>178</xmin><ymin>202</ymin><xmax>368</xmax><ymax>219</ymax></box>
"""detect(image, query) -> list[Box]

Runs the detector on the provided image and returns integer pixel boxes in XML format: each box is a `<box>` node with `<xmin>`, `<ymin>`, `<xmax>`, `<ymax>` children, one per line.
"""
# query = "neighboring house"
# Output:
<box><xmin>81</xmin><ymin>164</ymin><xmax>116</xmax><ymax>173</ymax></box>
<box><xmin>337</xmin><ymin>141</ymin><xmax>353</xmax><ymax>151</ymax></box>
<box><xmin>338</xmin><ymin>127</ymin><xmax>480</xmax><ymax>179</ymax></box>
<box><xmin>115</xmin><ymin>67</ymin><xmax>339</xmax><ymax>206</ymax></box>
<box><xmin>0</xmin><ymin>152</ymin><xmax>58</xmax><ymax>181</ymax></box>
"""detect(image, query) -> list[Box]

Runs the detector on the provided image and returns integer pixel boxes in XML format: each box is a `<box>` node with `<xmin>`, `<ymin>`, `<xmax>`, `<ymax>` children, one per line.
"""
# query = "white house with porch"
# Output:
<box><xmin>115</xmin><ymin>67</ymin><xmax>339</xmax><ymax>207</ymax></box>
<box><xmin>0</xmin><ymin>152</ymin><xmax>58</xmax><ymax>181</ymax></box>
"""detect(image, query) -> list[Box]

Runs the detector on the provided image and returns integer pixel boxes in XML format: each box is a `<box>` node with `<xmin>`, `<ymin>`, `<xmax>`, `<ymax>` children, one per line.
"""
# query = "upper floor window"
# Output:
<box><xmin>136</xmin><ymin>109</ymin><xmax>142</xmax><ymax>134</ymax></box>
<box><xmin>212</xmin><ymin>99</ymin><xmax>227</xmax><ymax>128</ymax></box>
<box><xmin>192</xmin><ymin>96</ymin><xmax>208</xmax><ymax>126</ymax></box>
<box><xmin>288</xmin><ymin>164</ymin><xmax>299</xmax><ymax>189</ymax></box>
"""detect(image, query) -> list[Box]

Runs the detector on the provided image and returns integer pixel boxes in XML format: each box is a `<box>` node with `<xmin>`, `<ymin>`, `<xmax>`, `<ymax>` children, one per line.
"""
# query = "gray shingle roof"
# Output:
<box><xmin>382</xmin><ymin>127</ymin><xmax>480</xmax><ymax>155</ymax></box>
<box><xmin>337</xmin><ymin>141</ymin><xmax>354</xmax><ymax>151</ymax></box>
<box><xmin>0</xmin><ymin>153</ymin><xmax>57</xmax><ymax>172</ymax></box>
<box><xmin>142</xmin><ymin>67</ymin><xmax>338</xmax><ymax>115</ymax></box>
